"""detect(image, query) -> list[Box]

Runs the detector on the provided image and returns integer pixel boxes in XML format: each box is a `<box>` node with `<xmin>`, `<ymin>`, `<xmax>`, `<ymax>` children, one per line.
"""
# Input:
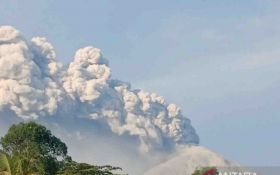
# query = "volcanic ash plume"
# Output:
<box><xmin>0</xmin><ymin>25</ymin><xmax>199</xmax><ymax>153</ymax></box>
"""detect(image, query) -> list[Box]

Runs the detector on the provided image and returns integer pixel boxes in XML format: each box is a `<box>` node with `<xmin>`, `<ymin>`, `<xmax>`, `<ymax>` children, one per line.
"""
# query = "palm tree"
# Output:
<box><xmin>0</xmin><ymin>150</ymin><xmax>20</xmax><ymax>175</ymax></box>
<box><xmin>0</xmin><ymin>150</ymin><xmax>41</xmax><ymax>175</ymax></box>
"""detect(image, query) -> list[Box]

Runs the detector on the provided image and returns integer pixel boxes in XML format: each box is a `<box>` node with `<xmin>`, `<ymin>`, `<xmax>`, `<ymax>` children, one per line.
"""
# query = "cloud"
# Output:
<box><xmin>0</xmin><ymin>25</ymin><xmax>199</xmax><ymax>154</ymax></box>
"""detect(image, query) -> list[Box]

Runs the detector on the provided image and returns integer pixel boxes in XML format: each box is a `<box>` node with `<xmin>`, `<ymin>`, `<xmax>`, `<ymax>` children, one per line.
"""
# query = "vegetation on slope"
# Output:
<box><xmin>0</xmin><ymin>122</ymin><xmax>123</xmax><ymax>175</ymax></box>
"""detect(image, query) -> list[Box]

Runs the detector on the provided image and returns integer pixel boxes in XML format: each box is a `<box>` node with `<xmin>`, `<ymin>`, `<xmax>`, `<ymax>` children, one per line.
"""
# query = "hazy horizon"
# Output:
<box><xmin>0</xmin><ymin>1</ymin><xmax>279</xmax><ymax>173</ymax></box>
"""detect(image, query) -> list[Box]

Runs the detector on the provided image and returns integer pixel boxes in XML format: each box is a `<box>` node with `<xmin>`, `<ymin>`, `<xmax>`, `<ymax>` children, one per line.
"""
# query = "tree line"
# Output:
<box><xmin>0</xmin><ymin>122</ymin><xmax>124</xmax><ymax>175</ymax></box>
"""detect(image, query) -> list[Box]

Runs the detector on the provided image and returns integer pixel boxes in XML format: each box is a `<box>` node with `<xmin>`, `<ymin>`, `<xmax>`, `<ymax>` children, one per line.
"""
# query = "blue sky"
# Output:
<box><xmin>1</xmin><ymin>0</ymin><xmax>280</xmax><ymax>166</ymax></box>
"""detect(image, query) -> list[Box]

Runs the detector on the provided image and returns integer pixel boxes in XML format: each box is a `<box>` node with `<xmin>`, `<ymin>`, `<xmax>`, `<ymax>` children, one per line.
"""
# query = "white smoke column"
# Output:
<box><xmin>0</xmin><ymin>26</ymin><xmax>66</xmax><ymax>119</ymax></box>
<box><xmin>0</xmin><ymin>25</ymin><xmax>199</xmax><ymax>153</ymax></box>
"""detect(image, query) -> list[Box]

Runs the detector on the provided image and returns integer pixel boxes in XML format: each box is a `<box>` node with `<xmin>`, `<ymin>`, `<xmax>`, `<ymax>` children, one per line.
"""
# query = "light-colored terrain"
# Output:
<box><xmin>143</xmin><ymin>146</ymin><xmax>235</xmax><ymax>175</ymax></box>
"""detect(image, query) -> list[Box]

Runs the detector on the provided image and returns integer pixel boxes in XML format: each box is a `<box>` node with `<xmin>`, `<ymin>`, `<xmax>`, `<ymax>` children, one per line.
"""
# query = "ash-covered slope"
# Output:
<box><xmin>143</xmin><ymin>146</ymin><xmax>235</xmax><ymax>175</ymax></box>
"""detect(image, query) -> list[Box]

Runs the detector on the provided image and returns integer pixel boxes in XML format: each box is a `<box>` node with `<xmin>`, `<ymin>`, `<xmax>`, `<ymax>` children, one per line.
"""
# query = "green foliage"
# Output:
<box><xmin>57</xmin><ymin>161</ymin><xmax>123</xmax><ymax>175</ymax></box>
<box><xmin>0</xmin><ymin>122</ymin><xmax>123</xmax><ymax>175</ymax></box>
<box><xmin>0</xmin><ymin>122</ymin><xmax>67</xmax><ymax>175</ymax></box>
<box><xmin>1</xmin><ymin>122</ymin><xmax>67</xmax><ymax>158</ymax></box>
<box><xmin>191</xmin><ymin>167</ymin><xmax>218</xmax><ymax>175</ymax></box>
<box><xmin>0</xmin><ymin>150</ymin><xmax>22</xmax><ymax>175</ymax></box>
<box><xmin>0</xmin><ymin>150</ymin><xmax>13</xmax><ymax>175</ymax></box>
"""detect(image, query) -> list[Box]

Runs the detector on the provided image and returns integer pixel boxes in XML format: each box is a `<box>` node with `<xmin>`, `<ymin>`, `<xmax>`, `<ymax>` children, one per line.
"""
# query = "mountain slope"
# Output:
<box><xmin>143</xmin><ymin>146</ymin><xmax>235</xmax><ymax>175</ymax></box>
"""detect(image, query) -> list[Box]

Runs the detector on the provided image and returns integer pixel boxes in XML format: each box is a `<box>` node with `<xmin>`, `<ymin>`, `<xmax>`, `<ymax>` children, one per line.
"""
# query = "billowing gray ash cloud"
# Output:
<box><xmin>0</xmin><ymin>25</ymin><xmax>198</xmax><ymax>157</ymax></box>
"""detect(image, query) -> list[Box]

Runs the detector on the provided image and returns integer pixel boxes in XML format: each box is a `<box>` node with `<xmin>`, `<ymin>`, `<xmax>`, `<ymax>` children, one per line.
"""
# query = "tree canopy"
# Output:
<box><xmin>1</xmin><ymin>122</ymin><xmax>67</xmax><ymax>157</ymax></box>
<box><xmin>1</xmin><ymin>122</ymin><xmax>67</xmax><ymax>175</ymax></box>
<box><xmin>0</xmin><ymin>122</ymin><xmax>123</xmax><ymax>175</ymax></box>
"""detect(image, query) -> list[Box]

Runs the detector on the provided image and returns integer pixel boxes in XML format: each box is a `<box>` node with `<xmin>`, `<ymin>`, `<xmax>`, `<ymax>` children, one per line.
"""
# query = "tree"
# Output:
<box><xmin>0</xmin><ymin>122</ymin><xmax>67</xmax><ymax>175</ymax></box>
<box><xmin>57</xmin><ymin>161</ymin><xmax>123</xmax><ymax>175</ymax></box>
<box><xmin>0</xmin><ymin>122</ymin><xmax>123</xmax><ymax>175</ymax></box>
